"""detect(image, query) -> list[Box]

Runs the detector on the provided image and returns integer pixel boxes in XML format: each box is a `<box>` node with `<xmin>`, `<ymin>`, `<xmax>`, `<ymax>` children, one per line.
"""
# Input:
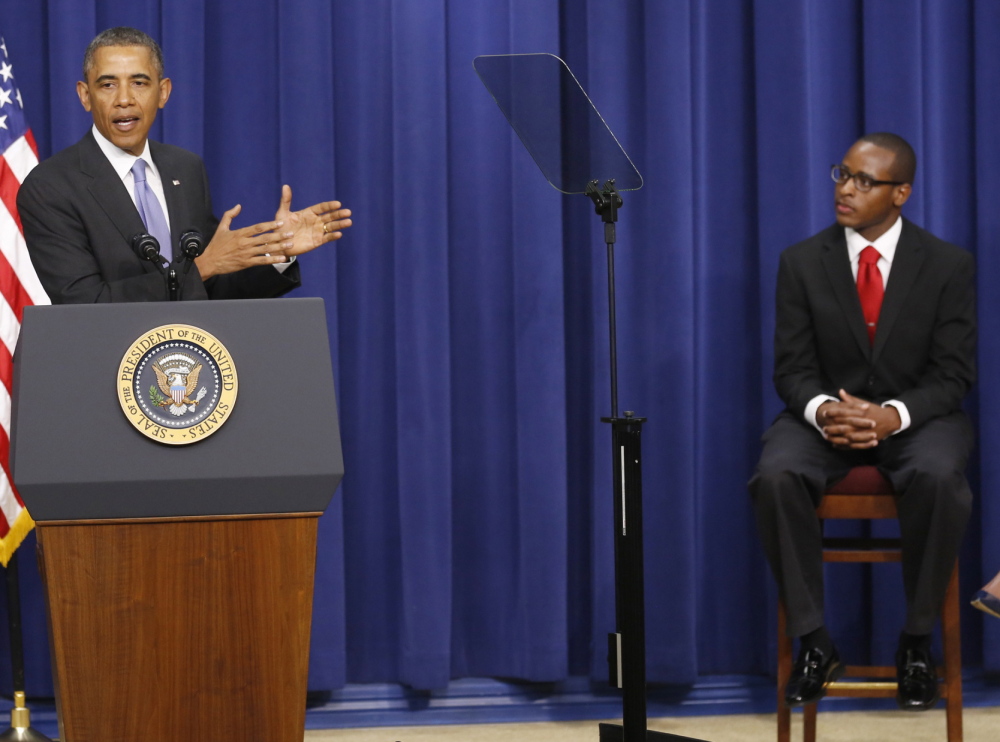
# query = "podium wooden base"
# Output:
<box><xmin>36</xmin><ymin>514</ymin><xmax>319</xmax><ymax>742</ymax></box>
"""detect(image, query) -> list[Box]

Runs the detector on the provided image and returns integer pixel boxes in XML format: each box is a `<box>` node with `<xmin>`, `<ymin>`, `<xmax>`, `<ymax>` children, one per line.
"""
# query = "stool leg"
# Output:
<box><xmin>778</xmin><ymin>599</ymin><xmax>791</xmax><ymax>742</ymax></box>
<box><xmin>942</xmin><ymin>563</ymin><xmax>963</xmax><ymax>742</ymax></box>
<box><xmin>803</xmin><ymin>703</ymin><xmax>817</xmax><ymax>742</ymax></box>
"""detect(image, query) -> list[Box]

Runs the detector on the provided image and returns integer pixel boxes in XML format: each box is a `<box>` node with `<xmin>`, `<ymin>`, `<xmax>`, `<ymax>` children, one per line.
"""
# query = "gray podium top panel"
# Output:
<box><xmin>11</xmin><ymin>298</ymin><xmax>343</xmax><ymax>521</ymax></box>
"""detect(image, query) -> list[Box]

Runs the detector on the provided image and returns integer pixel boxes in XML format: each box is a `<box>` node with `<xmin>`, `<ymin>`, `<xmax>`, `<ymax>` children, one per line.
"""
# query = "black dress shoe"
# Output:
<box><xmin>784</xmin><ymin>645</ymin><xmax>844</xmax><ymax>707</ymax></box>
<box><xmin>896</xmin><ymin>646</ymin><xmax>940</xmax><ymax>711</ymax></box>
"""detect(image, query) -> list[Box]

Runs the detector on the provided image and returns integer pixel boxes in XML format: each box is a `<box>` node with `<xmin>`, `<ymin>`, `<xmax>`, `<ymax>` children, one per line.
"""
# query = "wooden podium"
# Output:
<box><xmin>10</xmin><ymin>299</ymin><xmax>343</xmax><ymax>742</ymax></box>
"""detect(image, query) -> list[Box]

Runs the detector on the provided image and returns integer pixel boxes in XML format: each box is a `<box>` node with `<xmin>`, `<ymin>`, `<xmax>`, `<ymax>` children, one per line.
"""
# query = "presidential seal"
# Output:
<box><xmin>117</xmin><ymin>324</ymin><xmax>238</xmax><ymax>445</ymax></box>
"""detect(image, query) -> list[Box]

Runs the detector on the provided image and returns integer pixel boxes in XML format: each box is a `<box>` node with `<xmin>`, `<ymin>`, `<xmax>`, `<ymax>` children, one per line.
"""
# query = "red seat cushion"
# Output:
<box><xmin>826</xmin><ymin>465</ymin><xmax>894</xmax><ymax>495</ymax></box>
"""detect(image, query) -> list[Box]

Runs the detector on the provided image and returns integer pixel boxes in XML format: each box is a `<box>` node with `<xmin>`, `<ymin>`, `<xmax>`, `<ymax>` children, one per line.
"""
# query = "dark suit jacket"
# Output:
<box><xmin>16</xmin><ymin>130</ymin><xmax>300</xmax><ymax>304</ymax></box>
<box><xmin>774</xmin><ymin>218</ymin><xmax>976</xmax><ymax>431</ymax></box>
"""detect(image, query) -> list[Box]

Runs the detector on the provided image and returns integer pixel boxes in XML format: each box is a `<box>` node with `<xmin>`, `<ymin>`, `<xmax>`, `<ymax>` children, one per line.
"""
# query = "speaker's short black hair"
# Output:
<box><xmin>83</xmin><ymin>27</ymin><xmax>164</xmax><ymax>81</ymax></box>
<box><xmin>858</xmin><ymin>132</ymin><xmax>916</xmax><ymax>184</ymax></box>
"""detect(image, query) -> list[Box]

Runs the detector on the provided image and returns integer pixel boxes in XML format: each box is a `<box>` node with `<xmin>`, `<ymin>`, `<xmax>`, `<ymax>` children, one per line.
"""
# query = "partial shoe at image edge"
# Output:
<box><xmin>971</xmin><ymin>589</ymin><xmax>1000</xmax><ymax>619</ymax></box>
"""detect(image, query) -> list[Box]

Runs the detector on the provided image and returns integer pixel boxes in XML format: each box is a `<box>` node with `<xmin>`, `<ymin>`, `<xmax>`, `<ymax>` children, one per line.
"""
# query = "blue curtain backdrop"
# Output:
<box><xmin>0</xmin><ymin>0</ymin><xmax>999</xmax><ymax>697</ymax></box>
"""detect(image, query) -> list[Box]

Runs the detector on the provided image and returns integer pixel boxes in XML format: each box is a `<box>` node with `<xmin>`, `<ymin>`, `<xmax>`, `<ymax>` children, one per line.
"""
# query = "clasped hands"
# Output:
<box><xmin>195</xmin><ymin>185</ymin><xmax>353</xmax><ymax>280</ymax></box>
<box><xmin>817</xmin><ymin>389</ymin><xmax>901</xmax><ymax>449</ymax></box>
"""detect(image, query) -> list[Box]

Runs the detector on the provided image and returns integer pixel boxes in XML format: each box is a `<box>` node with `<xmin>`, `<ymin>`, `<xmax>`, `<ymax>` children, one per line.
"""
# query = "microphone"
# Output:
<box><xmin>131</xmin><ymin>233</ymin><xmax>163</xmax><ymax>266</ymax></box>
<box><xmin>178</xmin><ymin>230</ymin><xmax>206</xmax><ymax>260</ymax></box>
<box><xmin>178</xmin><ymin>230</ymin><xmax>206</xmax><ymax>275</ymax></box>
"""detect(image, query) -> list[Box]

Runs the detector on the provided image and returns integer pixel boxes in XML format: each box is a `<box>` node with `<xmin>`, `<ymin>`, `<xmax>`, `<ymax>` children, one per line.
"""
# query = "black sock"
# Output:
<box><xmin>899</xmin><ymin>631</ymin><xmax>931</xmax><ymax>653</ymax></box>
<box><xmin>800</xmin><ymin>625</ymin><xmax>833</xmax><ymax>655</ymax></box>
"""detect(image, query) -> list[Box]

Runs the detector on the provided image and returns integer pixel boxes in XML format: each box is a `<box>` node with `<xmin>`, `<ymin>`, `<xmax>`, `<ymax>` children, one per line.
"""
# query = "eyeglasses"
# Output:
<box><xmin>831</xmin><ymin>164</ymin><xmax>906</xmax><ymax>192</ymax></box>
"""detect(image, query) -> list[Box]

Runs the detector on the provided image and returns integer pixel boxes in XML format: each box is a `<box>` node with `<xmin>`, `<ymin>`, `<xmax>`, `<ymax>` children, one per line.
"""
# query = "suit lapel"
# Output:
<box><xmin>78</xmin><ymin>131</ymin><xmax>148</xmax><ymax>247</ymax></box>
<box><xmin>820</xmin><ymin>229</ymin><xmax>871</xmax><ymax>358</ymax></box>
<box><xmin>871</xmin><ymin>218</ymin><xmax>924</xmax><ymax>362</ymax></box>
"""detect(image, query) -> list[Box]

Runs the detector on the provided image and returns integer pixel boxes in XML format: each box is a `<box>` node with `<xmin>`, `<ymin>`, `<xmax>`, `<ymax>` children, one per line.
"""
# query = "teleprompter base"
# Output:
<box><xmin>598</xmin><ymin>722</ymin><xmax>710</xmax><ymax>742</ymax></box>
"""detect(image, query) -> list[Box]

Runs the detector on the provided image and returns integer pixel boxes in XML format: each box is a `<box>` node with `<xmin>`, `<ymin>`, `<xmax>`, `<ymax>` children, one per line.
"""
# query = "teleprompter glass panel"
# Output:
<box><xmin>474</xmin><ymin>53</ymin><xmax>642</xmax><ymax>195</ymax></box>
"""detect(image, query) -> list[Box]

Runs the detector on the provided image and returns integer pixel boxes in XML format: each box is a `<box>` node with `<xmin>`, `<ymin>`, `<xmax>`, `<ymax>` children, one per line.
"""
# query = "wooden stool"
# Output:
<box><xmin>776</xmin><ymin>466</ymin><xmax>963</xmax><ymax>742</ymax></box>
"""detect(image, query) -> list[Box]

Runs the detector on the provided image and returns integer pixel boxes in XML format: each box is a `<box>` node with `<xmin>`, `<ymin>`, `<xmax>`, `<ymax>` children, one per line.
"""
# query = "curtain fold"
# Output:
<box><xmin>1</xmin><ymin>0</ymin><xmax>998</xmax><ymax>697</ymax></box>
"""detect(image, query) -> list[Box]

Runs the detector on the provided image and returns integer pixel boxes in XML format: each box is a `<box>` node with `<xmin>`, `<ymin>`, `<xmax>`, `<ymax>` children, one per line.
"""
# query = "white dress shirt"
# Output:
<box><xmin>92</xmin><ymin>124</ymin><xmax>171</xmax><ymax>228</ymax></box>
<box><xmin>804</xmin><ymin>216</ymin><xmax>911</xmax><ymax>436</ymax></box>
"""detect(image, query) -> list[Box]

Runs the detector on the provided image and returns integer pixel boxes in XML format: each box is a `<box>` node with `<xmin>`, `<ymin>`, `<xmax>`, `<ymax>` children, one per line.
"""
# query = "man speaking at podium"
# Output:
<box><xmin>16</xmin><ymin>26</ymin><xmax>352</xmax><ymax>304</ymax></box>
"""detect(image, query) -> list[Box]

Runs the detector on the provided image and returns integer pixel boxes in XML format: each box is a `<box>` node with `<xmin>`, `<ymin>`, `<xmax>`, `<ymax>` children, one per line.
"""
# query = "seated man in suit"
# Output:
<box><xmin>749</xmin><ymin>132</ymin><xmax>975</xmax><ymax>711</ymax></box>
<box><xmin>17</xmin><ymin>26</ymin><xmax>353</xmax><ymax>303</ymax></box>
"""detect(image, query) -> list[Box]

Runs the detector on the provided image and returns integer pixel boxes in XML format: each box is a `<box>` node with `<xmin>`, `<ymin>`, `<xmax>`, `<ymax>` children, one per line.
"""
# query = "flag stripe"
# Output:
<box><xmin>0</xmin><ymin>372</ymin><xmax>10</xmax><ymax>438</ymax></box>
<box><xmin>0</xmin><ymin>341</ymin><xmax>11</xmax><ymax>401</ymax></box>
<box><xmin>0</xmin><ymin>295</ymin><xmax>19</xmax><ymax>360</ymax></box>
<box><xmin>0</xmin><ymin>426</ymin><xmax>25</xmax><ymax>507</ymax></box>
<box><xmin>0</xmin><ymin>38</ymin><xmax>50</xmax><ymax>565</ymax></box>
<box><xmin>3</xmin><ymin>137</ymin><xmax>36</xmax><ymax>183</ymax></box>
<box><xmin>23</xmin><ymin>129</ymin><xmax>38</xmax><ymax>160</ymax></box>
<box><xmin>0</xmin><ymin>156</ymin><xmax>24</xmax><ymax>232</ymax></box>
<box><xmin>0</xmin><ymin>181</ymin><xmax>47</xmax><ymax>308</ymax></box>
<box><xmin>0</xmin><ymin>241</ymin><xmax>32</xmax><ymax>323</ymax></box>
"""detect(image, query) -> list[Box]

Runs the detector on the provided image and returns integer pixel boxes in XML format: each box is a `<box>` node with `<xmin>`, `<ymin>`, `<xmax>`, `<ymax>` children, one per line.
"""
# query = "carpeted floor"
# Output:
<box><xmin>304</xmin><ymin>706</ymin><xmax>1000</xmax><ymax>741</ymax></box>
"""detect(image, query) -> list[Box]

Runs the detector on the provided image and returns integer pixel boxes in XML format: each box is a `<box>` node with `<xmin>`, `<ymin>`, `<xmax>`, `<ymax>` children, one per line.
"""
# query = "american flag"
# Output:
<box><xmin>0</xmin><ymin>36</ymin><xmax>50</xmax><ymax>566</ymax></box>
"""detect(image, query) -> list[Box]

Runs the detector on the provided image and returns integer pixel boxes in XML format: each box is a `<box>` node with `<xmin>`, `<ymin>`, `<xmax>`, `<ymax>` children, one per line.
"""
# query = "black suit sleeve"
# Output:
<box><xmin>893</xmin><ymin>250</ymin><xmax>976</xmax><ymax>429</ymax></box>
<box><xmin>17</xmin><ymin>172</ymin><xmax>177</xmax><ymax>303</ymax></box>
<box><xmin>772</xmin><ymin>249</ymin><xmax>835</xmax><ymax>420</ymax></box>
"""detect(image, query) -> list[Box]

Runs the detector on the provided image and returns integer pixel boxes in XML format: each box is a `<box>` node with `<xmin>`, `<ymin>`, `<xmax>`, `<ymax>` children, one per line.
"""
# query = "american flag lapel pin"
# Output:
<box><xmin>172</xmin><ymin>179</ymin><xmax>180</xmax><ymax>185</ymax></box>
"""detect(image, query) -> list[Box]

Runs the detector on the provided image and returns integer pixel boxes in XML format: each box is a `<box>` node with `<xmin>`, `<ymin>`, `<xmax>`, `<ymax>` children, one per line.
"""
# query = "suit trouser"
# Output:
<box><xmin>748</xmin><ymin>411</ymin><xmax>973</xmax><ymax>637</ymax></box>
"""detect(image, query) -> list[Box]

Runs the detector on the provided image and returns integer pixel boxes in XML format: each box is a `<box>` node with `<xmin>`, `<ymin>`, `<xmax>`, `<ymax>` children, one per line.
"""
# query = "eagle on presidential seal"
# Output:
<box><xmin>152</xmin><ymin>353</ymin><xmax>208</xmax><ymax>416</ymax></box>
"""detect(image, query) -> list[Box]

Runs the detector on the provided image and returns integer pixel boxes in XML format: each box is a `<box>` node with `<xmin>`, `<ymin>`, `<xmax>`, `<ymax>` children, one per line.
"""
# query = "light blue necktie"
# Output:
<box><xmin>131</xmin><ymin>159</ymin><xmax>172</xmax><ymax>259</ymax></box>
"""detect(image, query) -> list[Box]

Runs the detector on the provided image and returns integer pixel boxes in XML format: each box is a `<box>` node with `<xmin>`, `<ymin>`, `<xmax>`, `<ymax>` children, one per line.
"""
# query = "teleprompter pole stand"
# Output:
<box><xmin>0</xmin><ymin>552</ymin><xmax>53</xmax><ymax>742</ymax></box>
<box><xmin>588</xmin><ymin>180</ymin><xmax>707</xmax><ymax>742</ymax></box>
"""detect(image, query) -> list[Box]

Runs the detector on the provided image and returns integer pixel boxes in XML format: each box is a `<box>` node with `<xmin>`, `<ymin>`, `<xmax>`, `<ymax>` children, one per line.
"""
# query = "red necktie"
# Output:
<box><xmin>857</xmin><ymin>245</ymin><xmax>884</xmax><ymax>345</ymax></box>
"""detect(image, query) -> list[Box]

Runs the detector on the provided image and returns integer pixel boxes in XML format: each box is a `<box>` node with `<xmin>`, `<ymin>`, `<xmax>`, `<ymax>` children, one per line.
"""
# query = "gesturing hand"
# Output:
<box><xmin>274</xmin><ymin>185</ymin><xmax>353</xmax><ymax>256</ymax></box>
<box><xmin>194</xmin><ymin>204</ymin><xmax>293</xmax><ymax>280</ymax></box>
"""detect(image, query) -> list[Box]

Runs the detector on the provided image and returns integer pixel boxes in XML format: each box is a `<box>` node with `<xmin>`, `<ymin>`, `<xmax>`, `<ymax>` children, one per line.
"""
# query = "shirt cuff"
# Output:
<box><xmin>805</xmin><ymin>394</ymin><xmax>839</xmax><ymax>435</ymax></box>
<box><xmin>273</xmin><ymin>255</ymin><xmax>296</xmax><ymax>273</ymax></box>
<box><xmin>881</xmin><ymin>400</ymin><xmax>910</xmax><ymax>435</ymax></box>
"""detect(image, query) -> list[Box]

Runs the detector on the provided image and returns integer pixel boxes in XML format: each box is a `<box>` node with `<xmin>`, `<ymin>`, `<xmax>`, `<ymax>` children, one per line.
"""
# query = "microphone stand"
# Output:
<box><xmin>173</xmin><ymin>231</ymin><xmax>207</xmax><ymax>302</ymax></box>
<box><xmin>167</xmin><ymin>267</ymin><xmax>179</xmax><ymax>302</ymax></box>
<box><xmin>131</xmin><ymin>233</ymin><xmax>176</xmax><ymax>300</ymax></box>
